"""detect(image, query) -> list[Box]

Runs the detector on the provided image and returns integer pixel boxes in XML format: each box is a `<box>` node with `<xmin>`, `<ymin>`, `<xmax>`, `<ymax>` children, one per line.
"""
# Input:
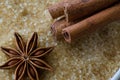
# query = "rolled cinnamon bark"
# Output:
<box><xmin>48</xmin><ymin>0</ymin><xmax>68</xmax><ymax>19</ymax></box>
<box><xmin>62</xmin><ymin>3</ymin><xmax>120</xmax><ymax>43</ymax></box>
<box><xmin>48</xmin><ymin>0</ymin><xmax>79</xmax><ymax>19</ymax></box>
<box><xmin>51</xmin><ymin>18</ymin><xmax>68</xmax><ymax>40</ymax></box>
<box><xmin>51</xmin><ymin>17</ymin><xmax>83</xmax><ymax>40</ymax></box>
<box><xmin>64</xmin><ymin>0</ymin><xmax>119</xmax><ymax>22</ymax></box>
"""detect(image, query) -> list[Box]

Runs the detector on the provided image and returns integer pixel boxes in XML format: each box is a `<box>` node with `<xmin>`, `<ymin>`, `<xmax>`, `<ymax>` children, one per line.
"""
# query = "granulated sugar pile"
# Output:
<box><xmin>0</xmin><ymin>0</ymin><xmax>120</xmax><ymax>80</ymax></box>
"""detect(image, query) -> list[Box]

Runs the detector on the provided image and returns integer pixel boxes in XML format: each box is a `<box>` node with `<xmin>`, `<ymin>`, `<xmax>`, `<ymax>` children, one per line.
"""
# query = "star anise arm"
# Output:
<box><xmin>27</xmin><ymin>63</ymin><xmax>39</xmax><ymax>80</ymax></box>
<box><xmin>30</xmin><ymin>58</ymin><xmax>53</xmax><ymax>71</ymax></box>
<box><xmin>0</xmin><ymin>57</ymin><xmax>22</xmax><ymax>69</ymax></box>
<box><xmin>30</xmin><ymin>47</ymin><xmax>54</xmax><ymax>57</ymax></box>
<box><xmin>26</xmin><ymin>32</ymin><xmax>38</xmax><ymax>55</ymax></box>
<box><xmin>14</xmin><ymin>32</ymin><xmax>26</xmax><ymax>53</ymax></box>
<box><xmin>1</xmin><ymin>47</ymin><xmax>21</xmax><ymax>57</ymax></box>
<box><xmin>15</xmin><ymin>61</ymin><xmax>26</xmax><ymax>80</ymax></box>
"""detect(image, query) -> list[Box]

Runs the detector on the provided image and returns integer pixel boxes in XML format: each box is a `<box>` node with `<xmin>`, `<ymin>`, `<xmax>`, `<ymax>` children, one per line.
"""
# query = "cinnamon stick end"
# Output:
<box><xmin>62</xmin><ymin>30</ymin><xmax>71</xmax><ymax>43</ymax></box>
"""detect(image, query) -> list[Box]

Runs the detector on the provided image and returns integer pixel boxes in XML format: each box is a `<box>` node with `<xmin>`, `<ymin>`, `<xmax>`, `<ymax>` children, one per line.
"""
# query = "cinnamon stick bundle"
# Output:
<box><xmin>64</xmin><ymin>0</ymin><xmax>119</xmax><ymax>22</ymax></box>
<box><xmin>62</xmin><ymin>3</ymin><xmax>120</xmax><ymax>43</ymax></box>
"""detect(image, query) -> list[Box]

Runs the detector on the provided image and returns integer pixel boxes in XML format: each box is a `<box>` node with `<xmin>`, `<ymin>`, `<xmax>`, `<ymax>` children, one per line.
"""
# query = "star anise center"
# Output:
<box><xmin>23</xmin><ymin>55</ymin><xmax>29</xmax><ymax>61</ymax></box>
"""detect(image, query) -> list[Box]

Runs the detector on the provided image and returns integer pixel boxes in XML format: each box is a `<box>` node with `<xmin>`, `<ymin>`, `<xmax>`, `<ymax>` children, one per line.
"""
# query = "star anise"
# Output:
<box><xmin>0</xmin><ymin>32</ymin><xmax>54</xmax><ymax>80</ymax></box>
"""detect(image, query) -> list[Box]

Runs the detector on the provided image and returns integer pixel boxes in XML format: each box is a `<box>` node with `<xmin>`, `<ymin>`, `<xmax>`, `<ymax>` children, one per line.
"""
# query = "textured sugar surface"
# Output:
<box><xmin>0</xmin><ymin>0</ymin><xmax>120</xmax><ymax>80</ymax></box>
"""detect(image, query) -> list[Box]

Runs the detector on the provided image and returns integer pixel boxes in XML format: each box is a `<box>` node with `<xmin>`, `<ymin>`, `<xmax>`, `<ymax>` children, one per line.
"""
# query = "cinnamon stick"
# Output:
<box><xmin>64</xmin><ymin>0</ymin><xmax>119</xmax><ymax>22</ymax></box>
<box><xmin>51</xmin><ymin>18</ymin><xmax>67</xmax><ymax>40</ymax></box>
<box><xmin>48</xmin><ymin>0</ymin><xmax>79</xmax><ymax>19</ymax></box>
<box><xmin>48</xmin><ymin>0</ymin><xmax>68</xmax><ymax>19</ymax></box>
<box><xmin>51</xmin><ymin>18</ymin><xmax>80</xmax><ymax>40</ymax></box>
<box><xmin>62</xmin><ymin>3</ymin><xmax>120</xmax><ymax>43</ymax></box>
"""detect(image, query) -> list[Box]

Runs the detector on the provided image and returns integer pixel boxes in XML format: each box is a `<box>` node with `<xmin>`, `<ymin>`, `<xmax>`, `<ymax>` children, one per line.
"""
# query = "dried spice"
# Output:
<box><xmin>48</xmin><ymin>0</ymin><xmax>120</xmax><ymax>43</ymax></box>
<box><xmin>51</xmin><ymin>17</ymin><xmax>82</xmax><ymax>40</ymax></box>
<box><xmin>48</xmin><ymin>0</ymin><xmax>69</xmax><ymax>19</ymax></box>
<box><xmin>64</xmin><ymin>0</ymin><xmax>118</xmax><ymax>22</ymax></box>
<box><xmin>0</xmin><ymin>32</ymin><xmax>54</xmax><ymax>80</ymax></box>
<box><xmin>62</xmin><ymin>3</ymin><xmax>120</xmax><ymax>43</ymax></box>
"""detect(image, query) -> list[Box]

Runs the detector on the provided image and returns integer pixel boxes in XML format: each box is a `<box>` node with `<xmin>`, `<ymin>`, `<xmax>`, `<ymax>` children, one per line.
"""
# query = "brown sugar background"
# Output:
<box><xmin>0</xmin><ymin>0</ymin><xmax>120</xmax><ymax>80</ymax></box>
